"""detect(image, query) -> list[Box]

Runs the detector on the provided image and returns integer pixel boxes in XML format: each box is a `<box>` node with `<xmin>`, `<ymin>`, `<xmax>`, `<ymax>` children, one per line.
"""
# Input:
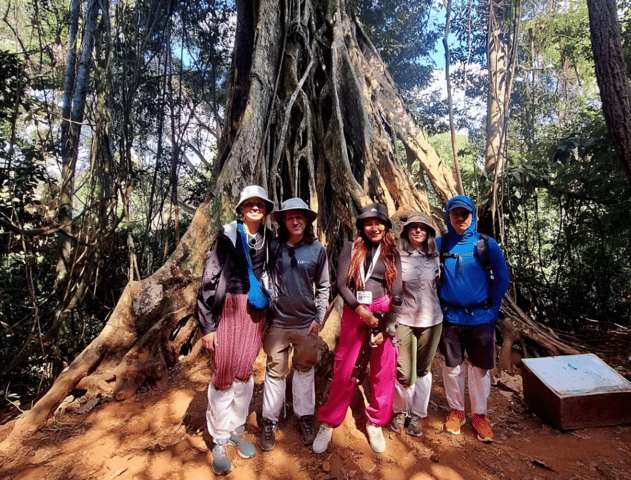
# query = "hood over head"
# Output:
<box><xmin>445</xmin><ymin>195</ymin><xmax>477</xmax><ymax>237</ymax></box>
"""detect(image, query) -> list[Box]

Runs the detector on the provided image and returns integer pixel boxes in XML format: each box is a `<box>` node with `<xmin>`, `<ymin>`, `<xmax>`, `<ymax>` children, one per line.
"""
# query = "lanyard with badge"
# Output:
<box><xmin>356</xmin><ymin>245</ymin><xmax>381</xmax><ymax>305</ymax></box>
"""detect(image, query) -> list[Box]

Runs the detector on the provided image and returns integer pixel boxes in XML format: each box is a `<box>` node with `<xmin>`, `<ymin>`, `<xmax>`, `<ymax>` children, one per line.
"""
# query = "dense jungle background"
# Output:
<box><xmin>1</xmin><ymin>0</ymin><xmax>631</xmax><ymax>478</ymax></box>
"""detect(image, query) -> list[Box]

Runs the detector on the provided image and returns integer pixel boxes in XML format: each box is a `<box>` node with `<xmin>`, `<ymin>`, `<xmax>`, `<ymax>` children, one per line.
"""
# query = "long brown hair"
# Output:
<box><xmin>347</xmin><ymin>227</ymin><xmax>398</xmax><ymax>294</ymax></box>
<box><xmin>277</xmin><ymin>221</ymin><xmax>315</xmax><ymax>244</ymax></box>
<box><xmin>399</xmin><ymin>225</ymin><xmax>437</xmax><ymax>254</ymax></box>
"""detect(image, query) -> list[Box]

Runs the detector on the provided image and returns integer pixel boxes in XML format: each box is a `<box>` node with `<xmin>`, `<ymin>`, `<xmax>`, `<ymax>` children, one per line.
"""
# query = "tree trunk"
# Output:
<box><xmin>587</xmin><ymin>0</ymin><xmax>631</xmax><ymax>187</ymax></box>
<box><xmin>444</xmin><ymin>0</ymin><xmax>465</xmax><ymax>196</ymax></box>
<box><xmin>484</xmin><ymin>0</ymin><xmax>509</xmax><ymax>178</ymax></box>
<box><xmin>56</xmin><ymin>0</ymin><xmax>99</xmax><ymax>288</ymax></box>
<box><xmin>481</xmin><ymin>0</ymin><xmax>520</xmax><ymax>240</ymax></box>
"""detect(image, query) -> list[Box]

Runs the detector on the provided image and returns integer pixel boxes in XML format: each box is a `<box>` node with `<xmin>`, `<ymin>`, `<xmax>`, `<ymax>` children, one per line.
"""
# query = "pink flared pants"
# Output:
<box><xmin>318</xmin><ymin>295</ymin><xmax>397</xmax><ymax>427</ymax></box>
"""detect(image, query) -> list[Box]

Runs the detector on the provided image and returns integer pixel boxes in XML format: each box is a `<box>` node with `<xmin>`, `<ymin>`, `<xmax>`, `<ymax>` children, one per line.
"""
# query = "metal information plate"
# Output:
<box><xmin>521</xmin><ymin>354</ymin><xmax>631</xmax><ymax>396</ymax></box>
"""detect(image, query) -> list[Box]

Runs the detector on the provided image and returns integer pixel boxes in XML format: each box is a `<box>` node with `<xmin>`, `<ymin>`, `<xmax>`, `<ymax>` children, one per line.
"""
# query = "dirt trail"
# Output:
<box><xmin>1</xmin><ymin>351</ymin><xmax>630</xmax><ymax>480</ymax></box>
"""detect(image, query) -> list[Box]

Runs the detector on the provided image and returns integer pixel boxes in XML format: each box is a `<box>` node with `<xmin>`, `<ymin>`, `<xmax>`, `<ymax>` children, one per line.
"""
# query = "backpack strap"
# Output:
<box><xmin>438</xmin><ymin>233</ymin><xmax>449</xmax><ymax>293</ymax></box>
<box><xmin>475</xmin><ymin>233</ymin><xmax>495</xmax><ymax>285</ymax></box>
<box><xmin>438</xmin><ymin>232</ymin><xmax>495</xmax><ymax>305</ymax></box>
<box><xmin>212</xmin><ymin>252</ymin><xmax>232</xmax><ymax>322</ymax></box>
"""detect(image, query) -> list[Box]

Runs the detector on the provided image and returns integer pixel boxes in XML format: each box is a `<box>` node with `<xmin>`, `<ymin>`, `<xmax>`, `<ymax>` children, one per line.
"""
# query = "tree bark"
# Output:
<box><xmin>482</xmin><ymin>0</ymin><xmax>520</xmax><ymax>240</ymax></box>
<box><xmin>444</xmin><ymin>0</ymin><xmax>465</xmax><ymax>196</ymax></box>
<box><xmin>587</xmin><ymin>0</ymin><xmax>631</xmax><ymax>187</ymax></box>
<box><xmin>56</xmin><ymin>0</ymin><xmax>99</xmax><ymax>287</ymax></box>
<box><xmin>484</xmin><ymin>0</ymin><xmax>509</xmax><ymax>177</ymax></box>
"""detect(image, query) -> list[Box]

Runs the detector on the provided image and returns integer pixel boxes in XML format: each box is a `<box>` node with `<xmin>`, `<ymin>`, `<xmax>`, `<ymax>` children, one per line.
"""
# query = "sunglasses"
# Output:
<box><xmin>248</xmin><ymin>237</ymin><xmax>257</xmax><ymax>257</ymax></box>
<box><xmin>288</xmin><ymin>247</ymin><xmax>297</xmax><ymax>267</ymax></box>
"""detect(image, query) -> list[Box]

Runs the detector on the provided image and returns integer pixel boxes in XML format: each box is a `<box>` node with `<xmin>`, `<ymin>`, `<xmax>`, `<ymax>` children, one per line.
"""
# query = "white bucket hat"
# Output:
<box><xmin>235</xmin><ymin>185</ymin><xmax>275</xmax><ymax>214</ymax></box>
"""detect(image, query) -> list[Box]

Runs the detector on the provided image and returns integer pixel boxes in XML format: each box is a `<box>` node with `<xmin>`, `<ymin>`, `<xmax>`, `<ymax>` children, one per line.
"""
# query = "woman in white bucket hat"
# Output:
<box><xmin>196</xmin><ymin>185</ymin><xmax>277</xmax><ymax>475</ymax></box>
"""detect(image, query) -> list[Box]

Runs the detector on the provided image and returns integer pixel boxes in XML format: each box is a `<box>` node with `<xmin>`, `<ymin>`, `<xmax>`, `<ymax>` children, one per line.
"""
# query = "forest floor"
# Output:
<box><xmin>1</xmin><ymin>344</ymin><xmax>631</xmax><ymax>480</ymax></box>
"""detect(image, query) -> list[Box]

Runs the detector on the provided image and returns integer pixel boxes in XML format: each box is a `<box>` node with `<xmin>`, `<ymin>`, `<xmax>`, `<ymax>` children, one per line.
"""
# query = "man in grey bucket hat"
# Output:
<box><xmin>259</xmin><ymin>198</ymin><xmax>330</xmax><ymax>452</ymax></box>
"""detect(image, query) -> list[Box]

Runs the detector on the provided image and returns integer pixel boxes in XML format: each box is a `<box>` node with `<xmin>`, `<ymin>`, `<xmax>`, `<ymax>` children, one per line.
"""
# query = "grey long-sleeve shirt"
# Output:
<box><xmin>397</xmin><ymin>248</ymin><xmax>443</xmax><ymax>328</ymax></box>
<box><xmin>270</xmin><ymin>239</ymin><xmax>330</xmax><ymax>329</ymax></box>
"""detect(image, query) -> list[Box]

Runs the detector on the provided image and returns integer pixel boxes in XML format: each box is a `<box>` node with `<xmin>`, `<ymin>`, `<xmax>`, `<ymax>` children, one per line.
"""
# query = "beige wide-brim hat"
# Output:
<box><xmin>401</xmin><ymin>211</ymin><xmax>436</xmax><ymax>237</ymax></box>
<box><xmin>271</xmin><ymin>197</ymin><xmax>317</xmax><ymax>223</ymax></box>
<box><xmin>235</xmin><ymin>185</ymin><xmax>275</xmax><ymax>214</ymax></box>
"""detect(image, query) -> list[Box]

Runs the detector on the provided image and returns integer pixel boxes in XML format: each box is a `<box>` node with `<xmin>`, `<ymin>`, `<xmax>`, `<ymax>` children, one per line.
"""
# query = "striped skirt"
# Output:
<box><xmin>212</xmin><ymin>293</ymin><xmax>266</xmax><ymax>390</ymax></box>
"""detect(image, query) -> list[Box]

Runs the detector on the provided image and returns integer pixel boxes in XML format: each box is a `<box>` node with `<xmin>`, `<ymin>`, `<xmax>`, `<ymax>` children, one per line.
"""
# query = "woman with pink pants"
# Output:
<box><xmin>313</xmin><ymin>203</ymin><xmax>402</xmax><ymax>454</ymax></box>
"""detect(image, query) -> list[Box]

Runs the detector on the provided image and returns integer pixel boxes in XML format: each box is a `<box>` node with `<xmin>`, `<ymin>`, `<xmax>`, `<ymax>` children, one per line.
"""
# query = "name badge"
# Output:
<box><xmin>356</xmin><ymin>291</ymin><xmax>372</xmax><ymax>305</ymax></box>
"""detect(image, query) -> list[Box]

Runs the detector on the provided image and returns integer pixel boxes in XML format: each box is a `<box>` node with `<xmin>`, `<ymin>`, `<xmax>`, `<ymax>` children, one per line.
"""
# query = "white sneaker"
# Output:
<box><xmin>312</xmin><ymin>424</ymin><xmax>334</xmax><ymax>454</ymax></box>
<box><xmin>366</xmin><ymin>423</ymin><xmax>386</xmax><ymax>453</ymax></box>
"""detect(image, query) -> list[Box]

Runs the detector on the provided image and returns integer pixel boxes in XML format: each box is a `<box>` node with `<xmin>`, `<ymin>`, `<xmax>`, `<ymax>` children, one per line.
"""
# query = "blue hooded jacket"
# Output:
<box><xmin>435</xmin><ymin>195</ymin><xmax>510</xmax><ymax>325</ymax></box>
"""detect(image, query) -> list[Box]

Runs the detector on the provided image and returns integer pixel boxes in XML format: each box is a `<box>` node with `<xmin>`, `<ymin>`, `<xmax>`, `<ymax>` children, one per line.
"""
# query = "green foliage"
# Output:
<box><xmin>449</xmin><ymin>0</ymin><xmax>488</xmax><ymax>67</ymax></box>
<box><xmin>349</xmin><ymin>0</ymin><xmax>440</xmax><ymax>93</ymax></box>
<box><xmin>428</xmin><ymin>131</ymin><xmax>477</xmax><ymax>172</ymax></box>
<box><xmin>522</xmin><ymin>1</ymin><xmax>595</xmax><ymax>89</ymax></box>
<box><xmin>0</xmin><ymin>51</ymin><xmax>48</xmax><ymax>223</ymax></box>
<box><xmin>0</xmin><ymin>51</ymin><xmax>23</xmax><ymax>122</ymax></box>
<box><xmin>500</xmin><ymin>114</ymin><xmax>631</xmax><ymax>328</ymax></box>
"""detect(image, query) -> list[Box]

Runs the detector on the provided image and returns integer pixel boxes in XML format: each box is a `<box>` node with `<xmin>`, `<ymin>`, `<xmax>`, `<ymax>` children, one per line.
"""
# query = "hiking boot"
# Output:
<box><xmin>389</xmin><ymin>412</ymin><xmax>406</xmax><ymax>433</ymax></box>
<box><xmin>312</xmin><ymin>424</ymin><xmax>334</xmax><ymax>454</ymax></box>
<box><xmin>472</xmin><ymin>414</ymin><xmax>494</xmax><ymax>443</ymax></box>
<box><xmin>211</xmin><ymin>442</ymin><xmax>232</xmax><ymax>475</ymax></box>
<box><xmin>230</xmin><ymin>431</ymin><xmax>256</xmax><ymax>458</ymax></box>
<box><xmin>366</xmin><ymin>423</ymin><xmax>386</xmax><ymax>453</ymax></box>
<box><xmin>444</xmin><ymin>409</ymin><xmax>466</xmax><ymax>435</ymax></box>
<box><xmin>258</xmin><ymin>420</ymin><xmax>277</xmax><ymax>452</ymax></box>
<box><xmin>298</xmin><ymin>415</ymin><xmax>316</xmax><ymax>446</ymax></box>
<box><xmin>407</xmin><ymin>414</ymin><xmax>422</xmax><ymax>437</ymax></box>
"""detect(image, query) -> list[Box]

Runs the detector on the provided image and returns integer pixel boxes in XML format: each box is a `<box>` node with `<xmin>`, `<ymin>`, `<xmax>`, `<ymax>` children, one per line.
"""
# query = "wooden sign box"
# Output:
<box><xmin>521</xmin><ymin>354</ymin><xmax>631</xmax><ymax>430</ymax></box>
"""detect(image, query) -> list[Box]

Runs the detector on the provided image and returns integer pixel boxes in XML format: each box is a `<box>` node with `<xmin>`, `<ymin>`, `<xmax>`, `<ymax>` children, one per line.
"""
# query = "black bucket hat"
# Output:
<box><xmin>355</xmin><ymin>203</ymin><xmax>392</xmax><ymax>230</ymax></box>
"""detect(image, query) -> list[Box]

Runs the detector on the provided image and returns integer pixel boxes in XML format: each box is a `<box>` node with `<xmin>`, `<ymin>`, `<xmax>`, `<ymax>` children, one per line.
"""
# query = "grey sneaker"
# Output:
<box><xmin>389</xmin><ymin>412</ymin><xmax>406</xmax><ymax>433</ymax></box>
<box><xmin>298</xmin><ymin>415</ymin><xmax>315</xmax><ymax>445</ymax></box>
<box><xmin>407</xmin><ymin>414</ymin><xmax>422</xmax><ymax>437</ymax></box>
<box><xmin>230</xmin><ymin>431</ymin><xmax>256</xmax><ymax>458</ymax></box>
<box><xmin>312</xmin><ymin>424</ymin><xmax>334</xmax><ymax>454</ymax></box>
<box><xmin>258</xmin><ymin>420</ymin><xmax>277</xmax><ymax>452</ymax></box>
<box><xmin>212</xmin><ymin>442</ymin><xmax>232</xmax><ymax>475</ymax></box>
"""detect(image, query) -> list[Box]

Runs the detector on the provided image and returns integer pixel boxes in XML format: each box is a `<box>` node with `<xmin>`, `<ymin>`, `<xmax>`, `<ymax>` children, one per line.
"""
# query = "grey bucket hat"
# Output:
<box><xmin>235</xmin><ymin>185</ymin><xmax>275</xmax><ymax>214</ymax></box>
<box><xmin>401</xmin><ymin>211</ymin><xmax>436</xmax><ymax>237</ymax></box>
<box><xmin>355</xmin><ymin>203</ymin><xmax>392</xmax><ymax>230</ymax></box>
<box><xmin>272</xmin><ymin>198</ymin><xmax>317</xmax><ymax>223</ymax></box>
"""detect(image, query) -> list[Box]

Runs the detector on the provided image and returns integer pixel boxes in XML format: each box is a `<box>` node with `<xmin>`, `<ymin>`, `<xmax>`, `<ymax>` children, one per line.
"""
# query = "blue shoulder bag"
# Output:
<box><xmin>237</xmin><ymin>223</ymin><xmax>271</xmax><ymax>311</ymax></box>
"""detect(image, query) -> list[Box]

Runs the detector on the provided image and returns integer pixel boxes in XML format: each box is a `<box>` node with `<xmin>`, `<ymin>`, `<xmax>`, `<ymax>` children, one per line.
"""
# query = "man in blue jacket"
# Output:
<box><xmin>436</xmin><ymin>195</ymin><xmax>510</xmax><ymax>443</ymax></box>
